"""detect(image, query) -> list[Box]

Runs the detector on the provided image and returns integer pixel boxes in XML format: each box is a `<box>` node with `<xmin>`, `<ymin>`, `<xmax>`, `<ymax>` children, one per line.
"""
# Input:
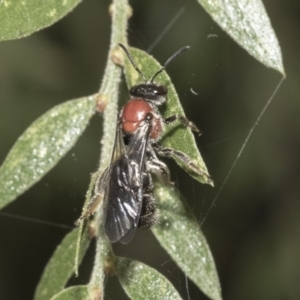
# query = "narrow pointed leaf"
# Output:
<box><xmin>117</xmin><ymin>257</ymin><xmax>182</xmax><ymax>300</ymax></box>
<box><xmin>152</xmin><ymin>183</ymin><xmax>222</xmax><ymax>300</ymax></box>
<box><xmin>0</xmin><ymin>95</ymin><xmax>97</xmax><ymax>209</ymax></box>
<box><xmin>50</xmin><ymin>286</ymin><xmax>90</xmax><ymax>300</ymax></box>
<box><xmin>198</xmin><ymin>0</ymin><xmax>284</xmax><ymax>75</ymax></box>
<box><xmin>0</xmin><ymin>0</ymin><xmax>82</xmax><ymax>41</ymax></box>
<box><xmin>34</xmin><ymin>227</ymin><xmax>91</xmax><ymax>300</ymax></box>
<box><xmin>123</xmin><ymin>47</ymin><xmax>213</xmax><ymax>186</ymax></box>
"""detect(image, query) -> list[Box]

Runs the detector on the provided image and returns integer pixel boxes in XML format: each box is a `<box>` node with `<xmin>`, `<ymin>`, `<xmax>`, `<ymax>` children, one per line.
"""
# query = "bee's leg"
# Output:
<box><xmin>164</xmin><ymin>115</ymin><xmax>201</xmax><ymax>136</ymax></box>
<box><xmin>153</xmin><ymin>144</ymin><xmax>212</xmax><ymax>182</ymax></box>
<box><xmin>146</xmin><ymin>157</ymin><xmax>171</xmax><ymax>184</ymax></box>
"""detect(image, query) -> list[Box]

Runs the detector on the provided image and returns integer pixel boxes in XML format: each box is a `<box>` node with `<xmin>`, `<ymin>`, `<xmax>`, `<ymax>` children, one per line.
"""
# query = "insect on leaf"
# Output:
<box><xmin>123</xmin><ymin>47</ymin><xmax>213</xmax><ymax>186</ymax></box>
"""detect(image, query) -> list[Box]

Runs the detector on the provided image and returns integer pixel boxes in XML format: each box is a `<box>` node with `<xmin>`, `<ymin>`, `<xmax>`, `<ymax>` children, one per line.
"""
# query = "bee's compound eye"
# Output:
<box><xmin>153</xmin><ymin>85</ymin><xmax>167</xmax><ymax>96</ymax></box>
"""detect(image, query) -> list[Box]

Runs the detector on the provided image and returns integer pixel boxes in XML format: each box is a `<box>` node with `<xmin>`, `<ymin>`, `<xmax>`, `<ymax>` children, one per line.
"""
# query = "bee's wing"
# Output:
<box><xmin>104</xmin><ymin>120</ymin><xmax>151</xmax><ymax>244</ymax></box>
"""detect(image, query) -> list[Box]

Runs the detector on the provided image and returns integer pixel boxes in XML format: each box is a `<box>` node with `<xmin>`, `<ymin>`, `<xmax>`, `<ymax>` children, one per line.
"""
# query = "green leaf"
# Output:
<box><xmin>198</xmin><ymin>0</ymin><xmax>285</xmax><ymax>75</ymax></box>
<box><xmin>0</xmin><ymin>95</ymin><xmax>97</xmax><ymax>209</ymax></box>
<box><xmin>34</xmin><ymin>227</ymin><xmax>91</xmax><ymax>300</ymax></box>
<box><xmin>123</xmin><ymin>47</ymin><xmax>213</xmax><ymax>186</ymax></box>
<box><xmin>152</xmin><ymin>183</ymin><xmax>222</xmax><ymax>300</ymax></box>
<box><xmin>50</xmin><ymin>286</ymin><xmax>90</xmax><ymax>300</ymax></box>
<box><xmin>117</xmin><ymin>257</ymin><xmax>182</xmax><ymax>300</ymax></box>
<box><xmin>0</xmin><ymin>0</ymin><xmax>82</xmax><ymax>41</ymax></box>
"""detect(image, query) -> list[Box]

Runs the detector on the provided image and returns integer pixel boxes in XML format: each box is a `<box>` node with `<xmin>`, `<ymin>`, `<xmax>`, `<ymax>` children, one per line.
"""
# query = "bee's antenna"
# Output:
<box><xmin>119</xmin><ymin>43</ymin><xmax>190</xmax><ymax>84</ymax></box>
<box><xmin>150</xmin><ymin>45</ymin><xmax>190</xmax><ymax>83</ymax></box>
<box><xmin>119</xmin><ymin>43</ymin><xmax>147</xmax><ymax>83</ymax></box>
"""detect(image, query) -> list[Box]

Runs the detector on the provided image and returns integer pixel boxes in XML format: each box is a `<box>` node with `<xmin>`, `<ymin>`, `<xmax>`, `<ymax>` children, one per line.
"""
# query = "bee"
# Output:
<box><xmin>77</xmin><ymin>44</ymin><xmax>202</xmax><ymax>244</ymax></box>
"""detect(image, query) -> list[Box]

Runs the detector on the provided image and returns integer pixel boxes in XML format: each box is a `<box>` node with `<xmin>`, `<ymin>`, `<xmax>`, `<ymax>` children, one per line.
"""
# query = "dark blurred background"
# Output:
<box><xmin>0</xmin><ymin>0</ymin><xmax>299</xmax><ymax>299</ymax></box>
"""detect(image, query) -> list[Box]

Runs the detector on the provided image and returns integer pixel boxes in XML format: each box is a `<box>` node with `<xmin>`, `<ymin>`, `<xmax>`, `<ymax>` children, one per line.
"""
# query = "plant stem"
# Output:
<box><xmin>88</xmin><ymin>0</ymin><xmax>130</xmax><ymax>293</ymax></box>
